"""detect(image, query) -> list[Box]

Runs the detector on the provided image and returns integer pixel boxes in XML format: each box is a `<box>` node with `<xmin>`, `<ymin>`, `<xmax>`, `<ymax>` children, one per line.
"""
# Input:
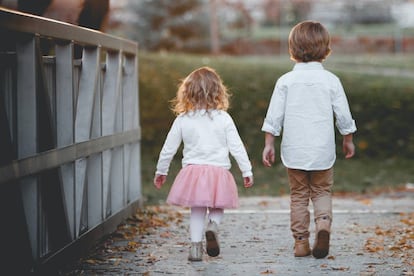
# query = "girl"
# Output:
<box><xmin>154</xmin><ymin>66</ymin><xmax>254</xmax><ymax>261</ymax></box>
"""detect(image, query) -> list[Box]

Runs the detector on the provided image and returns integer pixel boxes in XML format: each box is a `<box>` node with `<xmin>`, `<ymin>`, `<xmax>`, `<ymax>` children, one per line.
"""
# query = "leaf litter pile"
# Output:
<box><xmin>362</xmin><ymin>212</ymin><xmax>414</xmax><ymax>275</ymax></box>
<box><xmin>65</xmin><ymin>205</ymin><xmax>184</xmax><ymax>274</ymax></box>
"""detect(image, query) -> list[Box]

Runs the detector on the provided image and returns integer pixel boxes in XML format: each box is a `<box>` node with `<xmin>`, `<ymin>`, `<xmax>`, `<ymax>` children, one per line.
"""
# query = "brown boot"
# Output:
<box><xmin>312</xmin><ymin>216</ymin><xmax>331</xmax><ymax>259</ymax></box>
<box><xmin>205</xmin><ymin>220</ymin><xmax>220</xmax><ymax>257</ymax></box>
<box><xmin>294</xmin><ymin>237</ymin><xmax>311</xmax><ymax>257</ymax></box>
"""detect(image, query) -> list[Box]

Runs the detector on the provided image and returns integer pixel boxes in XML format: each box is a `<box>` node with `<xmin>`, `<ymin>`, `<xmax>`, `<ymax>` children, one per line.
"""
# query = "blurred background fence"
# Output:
<box><xmin>105</xmin><ymin>0</ymin><xmax>414</xmax><ymax>55</ymax></box>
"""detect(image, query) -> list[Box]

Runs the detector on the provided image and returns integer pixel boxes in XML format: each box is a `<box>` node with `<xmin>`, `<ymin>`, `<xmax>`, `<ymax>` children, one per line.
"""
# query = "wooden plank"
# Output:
<box><xmin>0</xmin><ymin>7</ymin><xmax>138</xmax><ymax>55</ymax></box>
<box><xmin>75</xmin><ymin>46</ymin><xmax>100</xmax><ymax>237</ymax></box>
<box><xmin>16</xmin><ymin>35</ymin><xmax>39</xmax><ymax>259</ymax></box>
<box><xmin>0</xmin><ymin>129</ymin><xmax>141</xmax><ymax>184</ymax></box>
<box><xmin>87</xmin><ymin>53</ymin><xmax>103</xmax><ymax>229</ymax></box>
<box><xmin>112</xmin><ymin>52</ymin><xmax>125</xmax><ymax>213</ymax></box>
<box><xmin>55</xmin><ymin>42</ymin><xmax>76</xmax><ymax>240</ymax></box>
<box><xmin>123</xmin><ymin>55</ymin><xmax>141</xmax><ymax>202</ymax></box>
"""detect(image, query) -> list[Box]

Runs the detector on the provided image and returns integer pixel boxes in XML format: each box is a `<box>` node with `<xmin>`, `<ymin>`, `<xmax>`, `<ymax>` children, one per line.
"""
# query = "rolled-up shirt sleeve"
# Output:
<box><xmin>261</xmin><ymin>81</ymin><xmax>287</xmax><ymax>136</ymax></box>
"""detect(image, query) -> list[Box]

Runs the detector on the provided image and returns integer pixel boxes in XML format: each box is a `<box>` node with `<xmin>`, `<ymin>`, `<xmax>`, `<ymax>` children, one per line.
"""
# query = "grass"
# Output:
<box><xmin>142</xmin><ymin>152</ymin><xmax>414</xmax><ymax>205</ymax></box>
<box><xmin>224</xmin><ymin>23</ymin><xmax>414</xmax><ymax>41</ymax></box>
<box><xmin>138</xmin><ymin>52</ymin><xmax>414</xmax><ymax>205</ymax></box>
<box><xmin>325</xmin><ymin>53</ymin><xmax>414</xmax><ymax>71</ymax></box>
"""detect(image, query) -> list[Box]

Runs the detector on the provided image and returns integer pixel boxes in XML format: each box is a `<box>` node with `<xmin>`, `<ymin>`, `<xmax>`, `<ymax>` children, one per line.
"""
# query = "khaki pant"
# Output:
<box><xmin>287</xmin><ymin>168</ymin><xmax>333</xmax><ymax>240</ymax></box>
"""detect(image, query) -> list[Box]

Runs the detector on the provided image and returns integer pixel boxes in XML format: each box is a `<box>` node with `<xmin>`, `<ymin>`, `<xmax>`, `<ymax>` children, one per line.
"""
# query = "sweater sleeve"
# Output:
<box><xmin>225</xmin><ymin>113</ymin><xmax>253</xmax><ymax>177</ymax></box>
<box><xmin>155</xmin><ymin>117</ymin><xmax>182</xmax><ymax>175</ymax></box>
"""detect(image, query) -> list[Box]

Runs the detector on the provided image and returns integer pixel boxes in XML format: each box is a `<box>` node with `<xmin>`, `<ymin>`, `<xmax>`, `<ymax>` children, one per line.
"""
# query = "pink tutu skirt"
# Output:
<box><xmin>167</xmin><ymin>164</ymin><xmax>239</xmax><ymax>208</ymax></box>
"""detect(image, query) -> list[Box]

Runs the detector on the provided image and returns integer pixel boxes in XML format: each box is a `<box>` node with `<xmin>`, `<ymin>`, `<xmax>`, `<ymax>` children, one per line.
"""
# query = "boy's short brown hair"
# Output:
<box><xmin>288</xmin><ymin>21</ymin><xmax>331</xmax><ymax>62</ymax></box>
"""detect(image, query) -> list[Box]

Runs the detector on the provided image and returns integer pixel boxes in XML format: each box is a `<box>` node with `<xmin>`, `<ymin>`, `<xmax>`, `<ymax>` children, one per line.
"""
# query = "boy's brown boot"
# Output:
<box><xmin>294</xmin><ymin>237</ymin><xmax>311</xmax><ymax>257</ymax></box>
<box><xmin>312</xmin><ymin>216</ymin><xmax>331</xmax><ymax>259</ymax></box>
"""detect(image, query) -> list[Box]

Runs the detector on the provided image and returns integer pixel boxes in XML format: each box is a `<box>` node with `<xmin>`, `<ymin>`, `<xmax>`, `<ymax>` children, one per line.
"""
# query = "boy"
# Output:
<box><xmin>261</xmin><ymin>21</ymin><xmax>356</xmax><ymax>258</ymax></box>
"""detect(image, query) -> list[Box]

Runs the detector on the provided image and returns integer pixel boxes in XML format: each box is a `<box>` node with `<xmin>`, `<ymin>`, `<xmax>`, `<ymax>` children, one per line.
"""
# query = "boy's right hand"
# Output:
<box><xmin>342</xmin><ymin>134</ymin><xmax>355</xmax><ymax>159</ymax></box>
<box><xmin>343</xmin><ymin>140</ymin><xmax>355</xmax><ymax>159</ymax></box>
<box><xmin>154</xmin><ymin>174</ymin><xmax>166</xmax><ymax>189</ymax></box>
<box><xmin>262</xmin><ymin>145</ymin><xmax>275</xmax><ymax>167</ymax></box>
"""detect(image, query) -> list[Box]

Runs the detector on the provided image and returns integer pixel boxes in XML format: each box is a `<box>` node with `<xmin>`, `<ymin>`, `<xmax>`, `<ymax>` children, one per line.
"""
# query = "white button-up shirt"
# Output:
<box><xmin>262</xmin><ymin>62</ymin><xmax>357</xmax><ymax>170</ymax></box>
<box><xmin>156</xmin><ymin>110</ymin><xmax>253</xmax><ymax>177</ymax></box>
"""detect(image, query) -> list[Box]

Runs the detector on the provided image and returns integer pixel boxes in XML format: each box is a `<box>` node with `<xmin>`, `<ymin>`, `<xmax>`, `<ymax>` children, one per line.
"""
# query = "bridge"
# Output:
<box><xmin>0</xmin><ymin>7</ymin><xmax>142</xmax><ymax>273</ymax></box>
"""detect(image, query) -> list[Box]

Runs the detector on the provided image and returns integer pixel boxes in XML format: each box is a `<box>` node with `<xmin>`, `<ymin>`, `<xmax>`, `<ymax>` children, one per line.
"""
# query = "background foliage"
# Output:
<box><xmin>126</xmin><ymin>0</ymin><xmax>209</xmax><ymax>52</ymax></box>
<box><xmin>139</xmin><ymin>53</ymin><xmax>414</xmax><ymax>203</ymax></box>
<box><xmin>113</xmin><ymin>0</ymin><xmax>414</xmax><ymax>54</ymax></box>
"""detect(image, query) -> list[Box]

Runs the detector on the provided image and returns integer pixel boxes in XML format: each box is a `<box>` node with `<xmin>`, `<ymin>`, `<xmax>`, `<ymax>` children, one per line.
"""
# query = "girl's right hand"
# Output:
<box><xmin>154</xmin><ymin>174</ymin><xmax>167</xmax><ymax>189</ymax></box>
<box><xmin>244</xmin><ymin>175</ymin><xmax>254</xmax><ymax>188</ymax></box>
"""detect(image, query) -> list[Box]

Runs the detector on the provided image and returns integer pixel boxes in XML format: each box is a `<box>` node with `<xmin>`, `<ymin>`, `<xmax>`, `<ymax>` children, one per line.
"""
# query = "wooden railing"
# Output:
<box><xmin>0</xmin><ymin>7</ymin><xmax>142</xmax><ymax>272</ymax></box>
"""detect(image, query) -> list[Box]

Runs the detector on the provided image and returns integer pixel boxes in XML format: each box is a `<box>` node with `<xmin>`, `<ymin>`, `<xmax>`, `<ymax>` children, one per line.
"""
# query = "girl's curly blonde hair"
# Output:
<box><xmin>171</xmin><ymin>66</ymin><xmax>230</xmax><ymax>115</ymax></box>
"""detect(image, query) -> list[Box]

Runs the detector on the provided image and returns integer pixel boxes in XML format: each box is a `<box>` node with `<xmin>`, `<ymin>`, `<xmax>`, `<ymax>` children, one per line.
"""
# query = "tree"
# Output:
<box><xmin>127</xmin><ymin>0</ymin><xmax>209</xmax><ymax>52</ymax></box>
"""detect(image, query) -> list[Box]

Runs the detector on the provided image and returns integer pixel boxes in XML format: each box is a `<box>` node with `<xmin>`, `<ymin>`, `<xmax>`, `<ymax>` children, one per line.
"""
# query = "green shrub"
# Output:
<box><xmin>339</xmin><ymin>73</ymin><xmax>414</xmax><ymax>158</ymax></box>
<box><xmin>140</xmin><ymin>53</ymin><xmax>414</xmax><ymax>160</ymax></box>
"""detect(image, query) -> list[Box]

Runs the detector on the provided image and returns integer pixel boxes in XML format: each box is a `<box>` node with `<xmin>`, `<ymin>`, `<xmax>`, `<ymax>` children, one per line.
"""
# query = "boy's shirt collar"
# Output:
<box><xmin>293</xmin><ymin>62</ymin><xmax>324</xmax><ymax>70</ymax></box>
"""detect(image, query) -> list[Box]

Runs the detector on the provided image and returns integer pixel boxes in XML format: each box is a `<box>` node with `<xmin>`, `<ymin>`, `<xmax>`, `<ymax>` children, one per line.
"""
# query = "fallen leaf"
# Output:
<box><xmin>359</xmin><ymin>198</ymin><xmax>372</xmax><ymax>206</ymax></box>
<box><xmin>160</xmin><ymin>231</ymin><xmax>172</xmax><ymax>238</ymax></box>
<box><xmin>84</xmin><ymin>259</ymin><xmax>98</xmax><ymax>264</ymax></box>
<box><xmin>259</xmin><ymin>201</ymin><xmax>269</xmax><ymax>207</ymax></box>
<box><xmin>331</xmin><ymin>266</ymin><xmax>350</xmax><ymax>271</ymax></box>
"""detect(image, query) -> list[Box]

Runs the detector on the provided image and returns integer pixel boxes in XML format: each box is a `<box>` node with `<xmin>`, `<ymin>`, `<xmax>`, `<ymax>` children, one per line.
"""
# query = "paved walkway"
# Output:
<box><xmin>60</xmin><ymin>192</ymin><xmax>414</xmax><ymax>275</ymax></box>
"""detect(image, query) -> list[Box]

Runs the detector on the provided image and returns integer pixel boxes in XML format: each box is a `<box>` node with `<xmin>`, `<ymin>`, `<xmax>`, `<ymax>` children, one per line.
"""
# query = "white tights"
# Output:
<box><xmin>190</xmin><ymin>207</ymin><xmax>223</xmax><ymax>242</ymax></box>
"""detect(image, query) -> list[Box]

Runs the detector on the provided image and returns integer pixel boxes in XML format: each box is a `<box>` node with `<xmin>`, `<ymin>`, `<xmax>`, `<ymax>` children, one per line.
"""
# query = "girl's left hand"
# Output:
<box><xmin>154</xmin><ymin>174</ymin><xmax>167</xmax><ymax>189</ymax></box>
<box><xmin>244</xmin><ymin>176</ymin><xmax>254</xmax><ymax>188</ymax></box>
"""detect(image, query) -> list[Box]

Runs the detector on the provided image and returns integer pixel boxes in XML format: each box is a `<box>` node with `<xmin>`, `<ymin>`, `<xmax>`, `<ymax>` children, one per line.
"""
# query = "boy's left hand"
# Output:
<box><xmin>262</xmin><ymin>145</ymin><xmax>275</xmax><ymax>167</ymax></box>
